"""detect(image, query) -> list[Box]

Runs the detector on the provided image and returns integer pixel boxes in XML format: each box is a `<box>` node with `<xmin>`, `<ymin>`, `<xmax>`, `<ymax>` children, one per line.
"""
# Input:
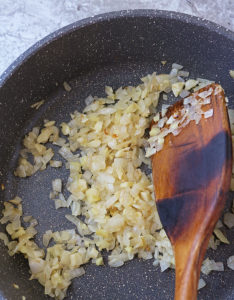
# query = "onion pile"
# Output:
<box><xmin>0</xmin><ymin>64</ymin><xmax>233</xmax><ymax>299</ymax></box>
<box><xmin>145</xmin><ymin>86</ymin><xmax>216</xmax><ymax>157</ymax></box>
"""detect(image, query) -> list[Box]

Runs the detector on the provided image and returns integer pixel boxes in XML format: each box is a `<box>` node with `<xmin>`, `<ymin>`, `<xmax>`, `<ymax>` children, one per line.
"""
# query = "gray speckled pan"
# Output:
<box><xmin>0</xmin><ymin>9</ymin><xmax>234</xmax><ymax>300</ymax></box>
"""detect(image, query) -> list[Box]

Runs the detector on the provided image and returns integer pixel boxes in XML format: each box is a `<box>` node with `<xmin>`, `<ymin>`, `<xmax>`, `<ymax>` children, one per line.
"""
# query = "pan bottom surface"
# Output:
<box><xmin>1</xmin><ymin>60</ymin><xmax>234</xmax><ymax>300</ymax></box>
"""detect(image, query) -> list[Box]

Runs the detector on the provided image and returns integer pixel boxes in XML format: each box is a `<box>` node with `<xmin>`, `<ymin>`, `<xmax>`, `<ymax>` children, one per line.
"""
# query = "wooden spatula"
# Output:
<box><xmin>151</xmin><ymin>83</ymin><xmax>232</xmax><ymax>300</ymax></box>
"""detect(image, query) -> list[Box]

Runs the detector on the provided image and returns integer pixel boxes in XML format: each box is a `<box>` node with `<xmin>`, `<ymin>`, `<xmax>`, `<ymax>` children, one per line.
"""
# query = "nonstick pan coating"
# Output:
<box><xmin>0</xmin><ymin>10</ymin><xmax>234</xmax><ymax>300</ymax></box>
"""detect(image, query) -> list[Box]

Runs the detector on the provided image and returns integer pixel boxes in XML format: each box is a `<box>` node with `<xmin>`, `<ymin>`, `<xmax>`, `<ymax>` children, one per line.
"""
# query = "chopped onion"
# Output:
<box><xmin>23</xmin><ymin>216</ymin><xmax>32</xmax><ymax>223</ymax></box>
<box><xmin>55</xmin><ymin>199</ymin><xmax>67</xmax><ymax>209</ymax></box>
<box><xmin>160</xmin><ymin>260</ymin><xmax>170</xmax><ymax>272</ymax></box>
<box><xmin>30</xmin><ymin>218</ymin><xmax>38</xmax><ymax>227</ymax></box>
<box><xmin>58</xmin><ymin>146</ymin><xmax>76</xmax><ymax>161</ymax></box>
<box><xmin>201</xmin><ymin>258</ymin><xmax>224</xmax><ymax>275</ymax></box>
<box><xmin>146</xmin><ymin>86</ymin><xmax>216</xmax><ymax>157</ymax></box>
<box><xmin>161</xmin><ymin>105</ymin><xmax>170</xmax><ymax>117</ymax></box>
<box><xmin>169</xmin><ymin>68</ymin><xmax>178</xmax><ymax>78</ymax></box>
<box><xmin>198</xmin><ymin>88</ymin><xmax>213</xmax><ymax>99</ymax></box>
<box><xmin>42</xmin><ymin>230</ymin><xmax>52</xmax><ymax>247</ymax></box>
<box><xmin>50</xmin><ymin>160</ymin><xmax>62</xmax><ymax>168</ymax></box>
<box><xmin>172</xmin><ymin>82</ymin><xmax>185</xmax><ymax>97</ymax></box>
<box><xmin>29</xmin><ymin>258</ymin><xmax>46</xmax><ymax>274</ymax></box>
<box><xmin>198</xmin><ymin>278</ymin><xmax>206</xmax><ymax>290</ymax></box>
<box><xmin>197</xmin><ymin>77</ymin><xmax>214</xmax><ymax>83</ymax></box>
<box><xmin>223</xmin><ymin>212</ymin><xmax>234</xmax><ymax>229</ymax></box>
<box><xmin>208</xmin><ymin>234</ymin><xmax>220</xmax><ymax>250</ymax></box>
<box><xmin>63</xmin><ymin>81</ymin><xmax>71</xmax><ymax>92</ymax></box>
<box><xmin>215</xmin><ymin>220</ymin><xmax>223</xmax><ymax>229</ymax></box>
<box><xmin>85</xmin><ymin>95</ymin><xmax>94</xmax><ymax>106</ymax></box>
<box><xmin>69</xmin><ymin>267</ymin><xmax>85</xmax><ymax>279</ymax></box>
<box><xmin>52</xmin><ymin>179</ymin><xmax>62</xmax><ymax>193</ymax></box>
<box><xmin>229</xmin><ymin>70</ymin><xmax>234</xmax><ymax>79</ymax></box>
<box><xmin>227</xmin><ymin>256</ymin><xmax>234</xmax><ymax>270</ymax></box>
<box><xmin>53</xmin><ymin>137</ymin><xmax>66</xmax><ymax>147</ymax></box>
<box><xmin>31</xmin><ymin>100</ymin><xmax>45</xmax><ymax>110</ymax></box>
<box><xmin>98</xmin><ymin>107</ymin><xmax>116</xmax><ymax>115</ymax></box>
<box><xmin>203</xmin><ymin>97</ymin><xmax>211</xmax><ymax>105</ymax></box>
<box><xmin>65</xmin><ymin>215</ymin><xmax>92</xmax><ymax>236</ymax></box>
<box><xmin>108</xmin><ymin>259</ymin><xmax>124</xmax><ymax>268</ymax></box>
<box><xmin>179</xmin><ymin>90</ymin><xmax>190</xmax><ymax>98</ymax></box>
<box><xmin>212</xmin><ymin>261</ymin><xmax>224</xmax><ymax>272</ymax></box>
<box><xmin>172</xmin><ymin>63</ymin><xmax>183</xmax><ymax>70</ymax></box>
<box><xmin>177</xmin><ymin>76</ymin><xmax>185</xmax><ymax>82</ymax></box>
<box><xmin>157</xmin><ymin>117</ymin><xmax>167</xmax><ymax>128</ymax></box>
<box><xmin>214</xmin><ymin>228</ymin><xmax>229</xmax><ymax>244</ymax></box>
<box><xmin>0</xmin><ymin>232</ymin><xmax>9</xmax><ymax>246</ymax></box>
<box><xmin>185</xmin><ymin>79</ymin><xmax>198</xmax><ymax>91</ymax></box>
<box><xmin>204</xmin><ymin>109</ymin><xmax>213</xmax><ymax>119</ymax></box>
<box><xmin>178</xmin><ymin>70</ymin><xmax>189</xmax><ymax>77</ymax></box>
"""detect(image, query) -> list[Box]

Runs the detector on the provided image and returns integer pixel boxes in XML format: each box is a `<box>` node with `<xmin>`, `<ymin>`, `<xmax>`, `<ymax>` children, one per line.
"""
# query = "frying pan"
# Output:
<box><xmin>0</xmin><ymin>9</ymin><xmax>234</xmax><ymax>300</ymax></box>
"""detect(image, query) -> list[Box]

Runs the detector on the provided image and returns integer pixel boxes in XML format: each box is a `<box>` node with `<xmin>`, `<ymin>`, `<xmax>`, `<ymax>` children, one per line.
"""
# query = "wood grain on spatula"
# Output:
<box><xmin>151</xmin><ymin>84</ymin><xmax>232</xmax><ymax>300</ymax></box>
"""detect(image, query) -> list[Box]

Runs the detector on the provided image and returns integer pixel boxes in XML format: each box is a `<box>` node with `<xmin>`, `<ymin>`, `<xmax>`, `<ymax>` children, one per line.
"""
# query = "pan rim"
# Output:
<box><xmin>0</xmin><ymin>9</ymin><xmax>234</xmax><ymax>87</ymax></box>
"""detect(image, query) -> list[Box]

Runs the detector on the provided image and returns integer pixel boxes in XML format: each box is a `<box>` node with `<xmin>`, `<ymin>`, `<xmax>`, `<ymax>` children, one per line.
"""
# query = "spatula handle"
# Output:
<box><xmin>174</xmin><ymin>234</ymin><xmax>211</xmax><ymax>300</ymax></box>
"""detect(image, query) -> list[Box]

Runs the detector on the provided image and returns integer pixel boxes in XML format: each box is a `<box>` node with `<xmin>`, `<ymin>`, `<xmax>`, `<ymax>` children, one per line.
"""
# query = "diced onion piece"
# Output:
<box><xmin>29</xmin><ymin>258</ymin><xmax>46</xmax><ymax>274</ymax></box>
<box><xmin>229</xmin><ymin>70</ymin><xmax>234</xmax><ymax>79</ymax></box>
<box><xmin>204</xmin><ymin>109</ymin><xmax>213</xmax><ymax>119</ymax></box>
<box><xmin>214</xmin><ymin>228</ymin><xmax>229</xmax><ymax>244</ymax></box>
<box><xmin>197</xmin><ymin>77</ymin><xmax>214</xmax><ymax>83</ymax></box>
<box><xmin>50</xmin><ymin>160</ymin><xmax>62</xmax><ymax>168</ymax></box>
<box><xmin>230</xmin><ymin>178</ymin><xmax>234</xmax><ymax>191</ymax></box>
<box><xmin>85</xmin><ymin>95</ymin><xmax>94</xmax><ymax>106</ymax></box>
<box><xmin>185</xmin><ymin>79</ymin><xmax>198</xmax><ymax>90</ymax></box>
<box><xmin>178</xmin><ymin>70</ymin><xmax>189</xmax><ymax>77</ymax></box>
<box><xmin>53</xmin><ymin>137</ymin><xmax>66</xmax><ymax>147</ymax></box>
<box><xmin>215</xmin><ymin>220</ymin><xmax>223</xmax><ymax>229</ymax></box>
<box><xmin>172</xmin><ymin>82</ymin><xmax>185</xmax><ymax>97</ymax></box>
<box><xmin>150</xmin><ymin>127</ymin><xmax>160</xmax><ymax>137</ymax></box>
<box><xmin>228</xmin><ymin>109</ymin><xmax>234</xmax><ymax>134</ymax></box>
<box><xmin>52</xmin><ymin>179</ymin><xmax>62</xmax><ymax>193</ymax></box>
<box><xmin>44</xmin><ymin>120</ymin><xmax>55</xmax><ymax>127</ymax></box>
<box><xmin>198</xmin><ymin>278</ymin><xmax>206</xmax><ymax>290</ymax></box>
<box><xmin>201</xmin><ymin>258</ymin><xmax>224</xmax><ymax>275</ymax></box>
<box><xmin>160</xmin><ymin>260</ymin><xmax>170</xmax><ymax>272</ymax></box>
<box><xmin>42</xmin><ymin>230</ymin><xmax>52</xmax><ymax>247</ymax></box>
<box><xmin>23</xmin><ymin>216</ymin><xmax>32</xmax><ymax>223</ymax></box>
<box><xmin>169</xmin><ymin>68</ymin><xmax>178</xmax><ymax>78</ymax></box>
<box><xmin>65</xmin><ymin>215</ymin><xmax>92</xmax><ymax>236</ymax></box>
<box><xmin>95</xmin><ymin>257</ymin><xmax>104</xmax><ymax>266</ymax></box>
<box><xmin>63</xmin><ymin>81</ymin><xmax>72</xmax><ymax>92</ymax></box>
<box><xmin>198</xmin><ymin>88</ymin><xmax>213</xmax><ymax>99</ymax></box>
<box><xmin>172</xmin><ymin>63</ymin><xmax>183</xmax><ymax>70</ymax></box>
<box><xmin>161</xmin><ymin>104</ymin><xmax>169</xmax><ymax>117</ymax></box>
<box><xmin>108</xmin><ymin>258</ymin><xmax>124</xmax><ymax>268</ymax></box>
<box><xmin>223</xmin><ymin>212</ymin><xmax>234</xmax><ymax>229</ymax></box>
<box><xmin>177</xmin><ymin>76</ymin><xmax>185</xmax><ymax>82</ymax></box>
<box><xmin>179</xmin><ymin>90</ymin><xmax>190</xmax><ymax>98</ymax></box>
<box><xmin>61</xmin><ymin>123</ymin><xmax>70</xmax><ymax>135</ymax></box>
<box><xmin>69</xmin><ymin>267</ymin><xmax>85</xmax><ymax>279</ymax></box>
<box><xmin>227</xmin><ymin>256</ymin><xmax>234</xmax><ymax>270</ymax></box>
<box><xmin>0</xmin><ymin>232</ymin><xmax>9</xmax><ymax>246</ymax></box>
<box><xmin>31</xmin><ymin>100</ymin><xmax>45</xmax><ymax>110</ymax></box>
<box><xmin>58</xmin><ymin>146</ymin><xmax>76</xmax><ymax>161</ymax></box>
